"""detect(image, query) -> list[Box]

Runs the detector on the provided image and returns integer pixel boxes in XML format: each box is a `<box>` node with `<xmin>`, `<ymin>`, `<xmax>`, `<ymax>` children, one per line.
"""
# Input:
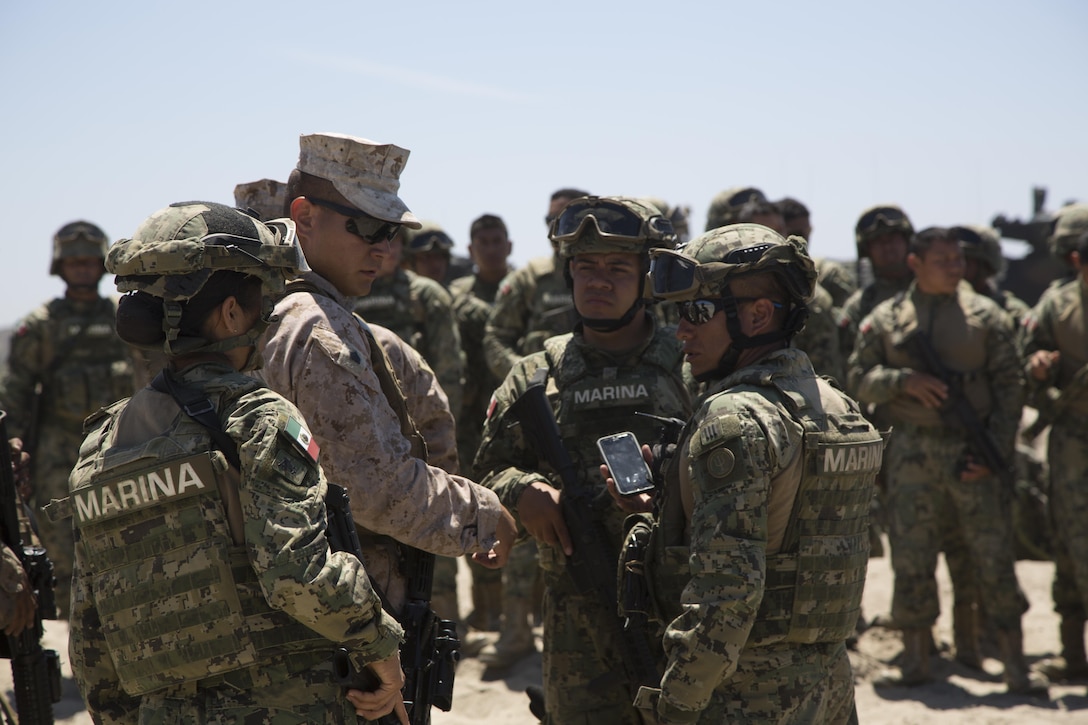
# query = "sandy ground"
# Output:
<box><xmin>6</xmin><ymin>551</ymin><xmax>1087</xmax><ymax>724</ymax></box>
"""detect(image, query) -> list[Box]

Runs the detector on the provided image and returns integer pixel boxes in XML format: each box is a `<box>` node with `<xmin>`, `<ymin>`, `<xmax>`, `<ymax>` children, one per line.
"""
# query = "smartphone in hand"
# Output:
<box><xmin>597</xmin><ymin>431</ymin><xmax>654</xmax><ymax>495</ymax></box>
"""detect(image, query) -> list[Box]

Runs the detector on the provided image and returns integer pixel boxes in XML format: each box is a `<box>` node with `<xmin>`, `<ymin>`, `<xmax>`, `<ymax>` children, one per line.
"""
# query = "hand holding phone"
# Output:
<box><xmin>597</xmin><ymin>432</ymin><xmax>654</xmax><ymax>496</ymax></box>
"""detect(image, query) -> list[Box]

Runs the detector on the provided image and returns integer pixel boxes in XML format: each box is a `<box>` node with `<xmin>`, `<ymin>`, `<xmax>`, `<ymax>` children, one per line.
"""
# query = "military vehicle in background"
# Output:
<box><xmin>992</xmin><ymin>186</ymin><xmax>1070</xmax><ymax>306</ymax></box>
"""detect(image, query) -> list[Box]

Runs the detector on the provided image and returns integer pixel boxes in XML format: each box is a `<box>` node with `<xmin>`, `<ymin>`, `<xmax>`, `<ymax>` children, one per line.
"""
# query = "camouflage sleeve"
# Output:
<box><xmin>70</xmin><ymin>535</ymin><xmax>141</xmax><ymax>724</ymax></box>
<box><xmin>261</xmin><ymin>298</ymin><xmax>504</xmax><ymax>558</ymax></box>
<box><xmin>658</xmin><ymin>394</ymin><xmax>801</xmax><ymax>722</ymax></box>
<box><xmin>983</xmin><ymin>307</ymin><xmax>1026</xmax><ymax>452</ymax></box>
<box><xmin>371</xmin><ymin>323</ymin><xmax>461</xmax><ymax>475</ymax></box>
<box><xmin>227</xmin><ymin>389</ymin><xmax>403</xmax><ymax>660</ymax></box>
<box><xmin>0</xmin><ymin>544</ymin><xmax>23</xmax><ymax>634</ymax></box>
<box><xmin>846</xmin><ymin>311</ymin><xmax>908</xmax><ymax>403</ymax></box>
<box><xmin>816</xmin><ymin>258</ymin><xmax>856</xmax><ymax>309</ymax></box>
<box><xmin>418</xmin><ymin>284</ymin><xmax>465</xmax><ymax>419</ymax></box>
<box><xmin>0</xmin><ymin>309</ymin><xmax>47</xmax><ymax>436</ymax></box>
<box><xmin>1019</xmin><ymin>297</ymin><xmax>1058</xmax><ymax>399</ymax></box>
<box><xmin>836</xmin><ymin>289</ymin><xmax>863</xmax><ymax>365</ymax></box>
<box><xmin>471</xmin><ymin>354</ymin><xmax>552</xmax><ymax>529</ymax></box>
<box><xmin>483</xmin><ymin>269</ymin><xmax>533</xmax><ymax>380</ymax></box>
<box><xmin>792</xmin><ymin>285</ymin><xmax>845</xmax><ymax>384</ymax></box>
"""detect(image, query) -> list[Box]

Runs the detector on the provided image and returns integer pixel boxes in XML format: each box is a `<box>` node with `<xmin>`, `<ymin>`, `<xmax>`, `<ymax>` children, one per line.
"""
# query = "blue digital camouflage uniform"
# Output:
<box><xmin>848</xmin><ymin>281</ymin><xmax>1025</xmax><ymax>631</ymax></box>
<box><xmin>66</xmin><ymin>361</ymin><xmax>402</xmax><ymax>724</ymax></box>
<box><xmin>474</xmin><ymin>321</ymin><xmax>691</xmax><ymax>724</ymax></box>
<box><xmin>0</xmin><ymin>296</ymin><xmax>135</xmax><ymax>618</ymax></box>
<box><xmin>643</xmin><ymin>348</ymin><xmax>877</xmax><ymax>724</ymax></box>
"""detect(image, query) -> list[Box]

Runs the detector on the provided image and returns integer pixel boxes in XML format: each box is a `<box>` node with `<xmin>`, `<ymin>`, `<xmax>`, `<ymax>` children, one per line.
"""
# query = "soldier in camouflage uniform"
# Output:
<box><xmin>706</xmin><ymin>190</ymin><xmax>845</xmax><ymax>383</ymax></box>
<box><xmin>402</xmin><ymin>222</ymin><xmax>455</xmax><ymax>285</ymax></box>
<box><xmin>629</xmin><ymin>223</ymin><xmax>877</xmax><ymax>724</ymax></box>
<box><xmin>953</xmin><ymin>224</ymin><xmax>1031</xmax><ymax>329</ymax></box>
<box><xmin>483</xmin><ymin>187</ymin><xmax>589</xmax><ymax>380</ymax></box>
<box><xmin>260</xmin><ymin>133</ymin><xmax>515</xmax><ymax>629</ymax></box>
<box><xmin>449</xmin><ymin>213</ymin><xmax>513</xmax><ymax>635</ymax></box>
<box><xmin>234</xmin><ymin>178</ymin><xmax>288</xmax><ymax>221</ymax></box>
<box><xmin>776</xmin><ymin>196</ymin><xmax>857</xmax><ymax>308</ymax></box>
<box><xmin>848</xmin><ymin>227</ymin><xmax>1046</xmax><ymax>694</ymax></box>
<box><xmin>354</xmin><ymin>223</ymin><xmax>465</xmax><ymax>418</ymax></box>
<box><xmin>1021</xmin><ymin>217</ymin><xmax>1088</xmax><ymax>684</ymax></box>
<box><xmin>0</xmin><ymin>221</ymin><xmax>135</xmax><ymax>618</ymax></box>
<box><xmin>474</xmin><ymin>196</ymin><xmax>692</xmax><ymax>723</ymax></box>
<box><xmin>62</xmin><ymin>201</ymin><xmax>407</xmax><ymax>723</ymax></box>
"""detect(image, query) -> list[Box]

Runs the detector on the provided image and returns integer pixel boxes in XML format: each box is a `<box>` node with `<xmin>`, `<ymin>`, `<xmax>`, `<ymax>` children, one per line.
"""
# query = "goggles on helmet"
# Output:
<box><xmin>649</xmin><ymin>243</ymin><xmax>778</xmax><ymax>300</ymax></box>
<box><xmin>856</xmin><ymin>207</ymin><xmax>909</xmax><ymax>239</ymax></box>
<box><xmin>951</xmin><ymin>226</ymin><xmax>983</xmax><ymax>248</ymax></box>
<box><xmin>726</xmin><ymin>188</ymin><xmax>766</xmax><ymax>207</ymax></box>
<box><xmin>56</xmin><ymin>222</ymin><xmax>107</xmax><ymax>245</ymax></box>
<box><xmin>408</xmin><ymin>230</ymin><xmax>454</xmax><ymax>254</ymax></box>
<box><xmin>309</xmin><ymin>197</ymin><xmax>400</xmax><ymax>245</ymax></box>
<box><xmin>551</xmin><ymin>198</ymin><xmax>674</xmax><ymax>244</ymax></box>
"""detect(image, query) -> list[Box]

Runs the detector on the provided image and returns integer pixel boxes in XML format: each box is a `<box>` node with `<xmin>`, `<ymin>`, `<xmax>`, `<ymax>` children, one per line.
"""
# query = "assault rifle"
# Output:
<box><xmin>508</xmin><ymin>378</ymin><xmax>661</xmax><ymax>705</ymax></box>
<box><xmin>905</xmin><ymin>332</ymin><xmax>1016</xmax><ymax>490</ymax></box>
<box><xmin>326</xmin><ymin>483</ymin><xmax>457</xmax><ymax>725</ymax></box>
<box><xmin>0</xmin><ymin>412</ymin><xmax>61</xmax><ymax>725</ymax></box>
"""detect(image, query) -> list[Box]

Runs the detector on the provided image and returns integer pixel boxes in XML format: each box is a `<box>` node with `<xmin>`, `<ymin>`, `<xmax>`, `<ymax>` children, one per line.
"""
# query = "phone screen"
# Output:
<box><xmin>597</xmin><ymin>432</ymin><xmax>654</xmax><ymax>495</ymax></box>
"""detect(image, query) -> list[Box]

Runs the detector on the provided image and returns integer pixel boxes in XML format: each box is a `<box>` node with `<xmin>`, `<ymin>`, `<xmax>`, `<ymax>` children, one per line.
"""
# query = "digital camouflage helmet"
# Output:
<box><xmin>704</xmin><ymin>187</ymin><xmax>768</xmax><ymax>232</ymax></box>
<box><xmin>1048</xmin><ymin>203</ymin><xmax>1088</xmax><ymax>260</ymax></box>
<box><xmin>952</xmin><ymin>224</ymin><xmax>1005</xmax><ymax>276</ymax></box>
<box><xmin>650</xmin><ymin>223</ymin><xmax>817</xmax><ymax>379</ymax></box>
<box><xmin>854</xmin><ymin>204</ymin><xmax>914</xmax><ymax>259</ymax></box>
<box><xmin>51</xmin><ymin>220</ymin><xmax>109</xmax><ymax>276</ymax></box>
<box><xmin>548</xmin><ymin>195</ymin><xmax>677</xmax><ymax>331</ymax></box>
<box><xmin>107</xmin><ymin>201</ymin><xmax>306</xmax><ymax>358</ymax></box>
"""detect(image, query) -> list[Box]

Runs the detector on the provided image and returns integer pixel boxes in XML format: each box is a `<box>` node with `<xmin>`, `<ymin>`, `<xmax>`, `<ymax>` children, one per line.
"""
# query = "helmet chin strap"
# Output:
<box><xmin>161</xmin><ymin>298</ymin><xmax>276</xmax><ymax>371</ymax></box>
<box><xmin>699</xmin><ymin>289</ymin><xmax>809</xmax><ymax>383</ymax></box>
<box><xmin>579</xmin><ymin>297</ymin><xmax>646</xmax><ymax>332</ymax></box>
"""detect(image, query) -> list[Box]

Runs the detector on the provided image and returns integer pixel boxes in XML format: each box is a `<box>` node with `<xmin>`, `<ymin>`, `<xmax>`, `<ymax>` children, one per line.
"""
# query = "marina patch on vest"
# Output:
<box><xmin>355</xmin><ymin>294</ymin><xmax>396</xmax><ymax>312</ymax></box>
<box><xmin>72</xmin><ymin>453</ymin><xmax>218</xmax><ymax>525</ymax></box>
<box><xmin>569</xmin><ymin>379</ymin><xmax>652</xmax><ymax>409</ymax></box>
<box><xmin>816</xmin><ymin>439</ymin><xmax>884</xmax><ymax>475</ymax></box>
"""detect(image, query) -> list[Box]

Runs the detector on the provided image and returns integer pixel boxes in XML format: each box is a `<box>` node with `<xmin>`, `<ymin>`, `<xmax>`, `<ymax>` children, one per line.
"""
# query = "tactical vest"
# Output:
<box><xmin>536</xmin><ymin>331</ymin><xmax>690</xmax><ymax>573</ymax></box>
<box><xmin>520</xmin><ymin>257</ymin><xmax>574</xmax><ymax>355</ymax></box>
<box><xmin>38</xmin><ymin>297</ymin><xmax>134</xmax><ymax>426</ymax></box>
<box><xmin>646</xmin><ymin>368</ymin><xmax>881</xmax><ymax>646</ymax></box>
<box><xmin>882</xmin><ymin>290</ymin><xmax>994</xmax><ymax>427</ymax></box>
<box><xmin>68</xmin><ymin>383</ymin><xmax>329</xmax><ymax>696</ymax></box>
<box><xmin>354</xmin><ymin>272</ymin><xmax>424</xmax><ymax>350</ymax></box>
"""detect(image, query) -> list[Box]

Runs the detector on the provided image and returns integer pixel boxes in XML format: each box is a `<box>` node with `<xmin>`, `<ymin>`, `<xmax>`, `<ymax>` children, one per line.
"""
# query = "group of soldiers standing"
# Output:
<box><xmin>0</xmin><ymin>130</ymin><xmax>1085</xmax><ymax>723</ymax></box>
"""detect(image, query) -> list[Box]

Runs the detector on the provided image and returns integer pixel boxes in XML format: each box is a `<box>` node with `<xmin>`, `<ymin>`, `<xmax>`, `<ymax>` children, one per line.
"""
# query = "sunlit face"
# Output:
<box><xmin>294</xmin><ymin>200</ymin><xmax>391</xmax><ymax>297</ymax></box>
<box><xmin>469</xmin><ymin>227</ymin><xmax>512</xmax><ymax>278</ymax></box>
<box><xmin>675</xmin><ymin>305</ymin><xmax>732</xmax><ymax>378</ymax></box>
<box><xmin>908</xmin><ymin>238</ymin><xmax>965</xmax><ymax>295</ymax></box>
<box><xmin>569</xmin><ymin>252</ymin><xmax>642</xmax><ymax>320</ymax></box>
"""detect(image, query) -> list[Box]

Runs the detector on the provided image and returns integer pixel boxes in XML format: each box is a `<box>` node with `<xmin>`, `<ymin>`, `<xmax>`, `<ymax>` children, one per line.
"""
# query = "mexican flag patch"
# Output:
<box><xmin>284</xmin><ymin>417</ymin><xmax>320</xmax><ymax>462</ymax></box>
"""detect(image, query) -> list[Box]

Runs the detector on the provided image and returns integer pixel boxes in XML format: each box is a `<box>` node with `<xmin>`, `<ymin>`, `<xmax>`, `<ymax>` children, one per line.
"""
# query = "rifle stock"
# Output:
<box><xmin>0</xmin><ymin>411</ymin><xmax>61</xmax><ymax>725</ymax></box>
<box><xmin>508</xmin><ymin>382</ymin><xmax>660</xmax><ymax>697</ymax></box>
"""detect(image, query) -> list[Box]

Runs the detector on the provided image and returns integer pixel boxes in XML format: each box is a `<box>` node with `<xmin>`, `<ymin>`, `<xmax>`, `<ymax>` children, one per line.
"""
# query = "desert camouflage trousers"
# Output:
<box><xmin>885</xmin><ymin>424</ymin><xmax>1023</xmax><ymax>630</ymax></box>
<box><xmin>1048</xmin><ymin>421</ymin><xmax>1088</xmax><ymax>619</ymax></box>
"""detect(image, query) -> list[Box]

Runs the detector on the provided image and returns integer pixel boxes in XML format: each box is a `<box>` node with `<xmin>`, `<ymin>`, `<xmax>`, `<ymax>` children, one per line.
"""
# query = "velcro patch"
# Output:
<box><xmin>689</xmin><ymin>414</ymin><xmax>743</xmax><ymax>459</ymax></box>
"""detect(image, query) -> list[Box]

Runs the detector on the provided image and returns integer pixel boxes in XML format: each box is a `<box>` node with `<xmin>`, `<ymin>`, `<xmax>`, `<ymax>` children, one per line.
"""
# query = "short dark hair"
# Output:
<box><xmin>909</xmin><ymin>226</ymin><xmax>958</xmax><ymax>258</ymax></box>
<box><xmin>470</xmin><ymin>213</ymin><xmax>508</xmax><ymax>241</ymax></box>
<box><xmin>551</xmin><ymin>188</ymin><xmax>590</xmax><ymax>203</ymax></box>
<box><xmin>776</xmin><ymin>197</ymin><xmax>809</xmax><ymax>222</ymax></box>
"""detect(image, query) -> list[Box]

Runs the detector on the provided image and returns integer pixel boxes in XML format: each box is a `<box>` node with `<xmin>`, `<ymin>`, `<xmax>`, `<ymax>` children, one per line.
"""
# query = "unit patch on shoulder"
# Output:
<box><xmin>283</xmin><ymin>417</ymin><xmax>320</xmax><ymax>462</ymax></box>
<box><xmin>707</xmin><ymin>448</ymin><xmax>735</xmax><ymax>478</ymax></box>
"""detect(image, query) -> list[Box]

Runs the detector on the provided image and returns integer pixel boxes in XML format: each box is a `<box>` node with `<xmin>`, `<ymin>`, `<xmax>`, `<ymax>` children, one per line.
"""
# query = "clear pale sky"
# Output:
<box><xmin>1</xmin><ymin>0</ymin><xmax>1084</xmax><ymax>327</ymax></box>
